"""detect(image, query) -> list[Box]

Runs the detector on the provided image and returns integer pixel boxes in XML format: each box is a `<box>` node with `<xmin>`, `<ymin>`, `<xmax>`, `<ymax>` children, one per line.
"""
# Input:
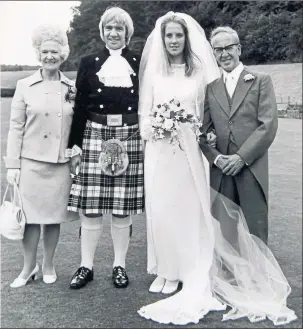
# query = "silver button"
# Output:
<box><xmin>57</xmin><ymin>113</ymin><xmax>62</xmax><ymax>117</ymax></box>
<box><xmin>133</xmin><ymin>73</ymin><xmax>136</xmax><ymax>76</ymax></box>
<box><xmin>123</xmin><ymin>123</ymin><xmax>127</xmax><ymax>127</ymax></box>
<box><xmin>100</xmin><ymin>105</ymin><xmax>104</xmax><ymax>108</ymax></box>
<box><xmin>133</xmin><ymin>57</ymin><xmax>136</xmax><ymax>61</ymax></box>
<box><xmin>229</xmin><ymin>121</ymin><xmax>232</xmax><ymax>125</ymax></box>
<box><xmin>98</xmin><ymin>88</ymin><xmax>102</xmax><ymax>93</ymax></box>
<box><xmin>128</xmin><ymin>107</ymin><xmax>132</xmax><ymax>111</ymax></box>
<box><xmin>131</xmin><ymin>89</ymin><xmax>134</xmax><ymax>93</ymax></box>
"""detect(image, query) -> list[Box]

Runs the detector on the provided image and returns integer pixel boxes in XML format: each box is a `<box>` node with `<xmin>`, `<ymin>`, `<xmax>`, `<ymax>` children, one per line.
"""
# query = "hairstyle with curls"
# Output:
<box><xmin>161</xmin><ymin>15</ymin><xmax>199</xmax><ymax>77</ymax></box>
<box><xmin>210</xmin><ymin>26</ymin><xmax>240</xmax><ymax>47</ymax></box>
<box><xmin>31</xmin><ymin>24</ymin><xmax>70</xmax><ymax>63</ymax></box>
<box><xmin>99</xmin><ymin>7</ymin><xmax>134</xmax><ymax>45</ymax></box>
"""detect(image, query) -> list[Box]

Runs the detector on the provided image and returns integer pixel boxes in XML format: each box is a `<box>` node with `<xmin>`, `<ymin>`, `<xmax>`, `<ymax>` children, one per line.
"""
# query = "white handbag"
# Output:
<box><xmin>0</xmin><ymin>182</ymin><xmax>26</xmax><ymax>240</ymax></box>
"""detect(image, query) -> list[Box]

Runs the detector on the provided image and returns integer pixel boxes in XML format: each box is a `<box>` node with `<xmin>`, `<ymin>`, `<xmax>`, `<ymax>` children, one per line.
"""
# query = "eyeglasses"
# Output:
<box><xmin>213</xmin><ymin>43</ymin><xmax>239</xmax><ymax>56</ymax></box>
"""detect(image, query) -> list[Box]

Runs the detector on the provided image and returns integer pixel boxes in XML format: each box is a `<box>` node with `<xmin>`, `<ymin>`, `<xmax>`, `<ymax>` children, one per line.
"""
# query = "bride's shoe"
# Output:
<box><xmin>161</xmin><ymin>279</ymin><xmax>179</xmax><ymax>294</ymax></box>
<box><xmin>149</xmin><ymin>276</ymin><xmax>166</xmax><ymax>293</ymax></box>
<box><xmin>10</xmin><ymin>264</ymin><xmax>39</xmax><ymax>288</ymax></box>
<box><xmin>42</xmin><ymin>266</ymin><xmax>57</xmax><ymax>284</ymax></box>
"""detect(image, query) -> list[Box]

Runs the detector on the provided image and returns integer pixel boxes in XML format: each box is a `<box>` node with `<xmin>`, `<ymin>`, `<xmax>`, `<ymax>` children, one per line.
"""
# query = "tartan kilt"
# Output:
<box><xmin>68</xmin><ymin>120</ymin><xmax>144</xmax><ymax>215</ymax></box>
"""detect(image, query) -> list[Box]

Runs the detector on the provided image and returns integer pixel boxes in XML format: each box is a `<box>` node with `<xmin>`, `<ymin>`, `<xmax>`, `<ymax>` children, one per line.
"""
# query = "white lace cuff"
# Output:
<box><xmin>140</xmin><ymin>116</ymin><xmax>153</xmax><ymax>140</ymax></box>
<box><xmin>65</xmin><ymin>145</ymin><xmax>82</xmax><ymax>158</ymax></box>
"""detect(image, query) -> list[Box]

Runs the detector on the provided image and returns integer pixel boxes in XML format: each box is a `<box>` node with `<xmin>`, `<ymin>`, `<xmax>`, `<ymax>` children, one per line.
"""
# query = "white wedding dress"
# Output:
<box><xmin>138</xmin><ymin>64</ymin><xmax>297</xmax><ymax>326</ymax></box>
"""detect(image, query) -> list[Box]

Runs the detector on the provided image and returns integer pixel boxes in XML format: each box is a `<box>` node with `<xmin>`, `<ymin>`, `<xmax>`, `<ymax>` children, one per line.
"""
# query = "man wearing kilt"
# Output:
<box><xmin>66</xmin><ymin>7</ymin><xmax>144</xmax><ymax>289</ymax></box>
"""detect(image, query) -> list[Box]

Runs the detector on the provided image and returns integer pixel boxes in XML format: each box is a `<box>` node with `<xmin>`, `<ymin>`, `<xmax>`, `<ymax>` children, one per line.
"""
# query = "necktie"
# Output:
<box><xmin>225</xmin><ymin>74</ymin><xmax>234</xmax><ymax>98</ymax></box>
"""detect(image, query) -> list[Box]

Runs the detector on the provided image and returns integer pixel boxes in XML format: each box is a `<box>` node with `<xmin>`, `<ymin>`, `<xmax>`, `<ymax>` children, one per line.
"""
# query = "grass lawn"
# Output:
<box><xmin>0</xmin><ymin>96</ymin><xmax>302</xmax><ymax>328</ymax></box>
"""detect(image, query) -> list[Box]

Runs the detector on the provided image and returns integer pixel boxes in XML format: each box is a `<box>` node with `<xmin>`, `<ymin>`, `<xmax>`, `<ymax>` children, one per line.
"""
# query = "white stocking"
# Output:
<box><xmin>111</xmin><ymin>215</ymin><xmax>132</xmax><ymax>269</ymax></box>
<box><xmin>80</xmin><ymin>214</ymin><xmax>103</xmax><ymax>270</ymax></box>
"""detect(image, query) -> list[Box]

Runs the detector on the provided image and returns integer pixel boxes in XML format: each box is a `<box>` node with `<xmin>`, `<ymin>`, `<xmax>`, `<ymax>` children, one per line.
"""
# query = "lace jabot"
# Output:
<box><xmin>96</xmin><ymin>46</ymin><xmax>134</xmax><ymax>87</ymax></box>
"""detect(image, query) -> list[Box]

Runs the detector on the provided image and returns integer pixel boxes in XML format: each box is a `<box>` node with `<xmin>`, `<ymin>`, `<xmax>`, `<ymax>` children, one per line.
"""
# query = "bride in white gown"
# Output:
<box><xmin>138</xmin><ymin>12</ymin><xmax>297</xmax><ymax>326</ymax></box>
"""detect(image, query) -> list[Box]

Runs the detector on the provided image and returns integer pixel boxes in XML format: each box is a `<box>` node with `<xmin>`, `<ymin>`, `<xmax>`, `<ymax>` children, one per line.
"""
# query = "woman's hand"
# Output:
<box><xmin>207</xmin><ymin>130</ymin><xmax>217</xmax><ymax>148</ymax></box>
<box><xmin>140</xmin><ymin>116</ymin><xmax>153</xmax><ymax>140</ymax></box>
<box><xmin>7</xmin><ymin>169</ymin><xmax>20</xmax><ymax>185</ymax></box>
<box><xmin>70</xmin><ymin>155</ymin><xmax>81</xmax><ymax>176</ymax></box>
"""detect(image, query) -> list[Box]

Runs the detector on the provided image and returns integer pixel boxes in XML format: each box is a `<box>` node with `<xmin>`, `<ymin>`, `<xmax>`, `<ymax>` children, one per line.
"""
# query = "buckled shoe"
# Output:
<box><xmin>70</xmin><ymin>266</ymin><xmax>94</xmax><ymax>289</ymax></box>
<box><xmin>112</xmin><ymin>266</ymin><xmax>129</xmax><ymax>288</ymax></box>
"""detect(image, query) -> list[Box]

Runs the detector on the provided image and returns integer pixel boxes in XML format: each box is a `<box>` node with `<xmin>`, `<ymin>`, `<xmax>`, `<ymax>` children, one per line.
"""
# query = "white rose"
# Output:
<box><xmin>155</xmin><ymin>115</ymin><xmax>164</xmax><ymax>123</ymax></box>
<box><xmin>157</xmin><ymin>105</ymin><xmax>166</xmax><ymax>114</ymax></box>
<box><xmin>151</xmin><ymin>116</ymin><xmax>163</xmax><ymax>128</ymax></box>
<box><xmin>164</xmin><ymin>118</ymin><xmax>174</xmax><ymax>130</ymax></box>
<box><xmin>163</xmin><ymin>110</ymin><xmax>171</xmax><ymax>118</ymax></box>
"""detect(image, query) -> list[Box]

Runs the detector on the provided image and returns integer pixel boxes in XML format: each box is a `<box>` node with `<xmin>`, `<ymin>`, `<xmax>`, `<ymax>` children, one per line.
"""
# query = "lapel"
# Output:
<box><xmin>229</xmin><ymin>68</ymin><xmax>254</xmax><ymax>118</ymax></box>
<box><xmin>59</xmin><ymin>71</ymin><xmax>74</xmax><ymax>87</ymax></box>
<box><xmin>211</xmin><ymin>75</ymin><xmax>230</xmax><ymax>117</ymax></box>
<box><xmin>27</xmin><ymin>69</ymin><xmax>74</xmax><ymax>87</ymax></box>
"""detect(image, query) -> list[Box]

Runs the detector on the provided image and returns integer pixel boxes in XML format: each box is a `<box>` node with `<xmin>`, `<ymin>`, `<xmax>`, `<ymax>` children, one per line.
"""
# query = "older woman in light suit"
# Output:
<box><xmin>4</xmin><ymin>24</ymin><xmax>78</xmax><ymax>288</ymax></box>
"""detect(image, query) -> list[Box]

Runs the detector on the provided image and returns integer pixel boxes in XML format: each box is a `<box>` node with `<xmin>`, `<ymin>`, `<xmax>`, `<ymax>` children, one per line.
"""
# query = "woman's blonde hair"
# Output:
<box><xmin>161</xmin><ymin>14</ymin><xmax>198</xmax><ymax>76</ymax></box>
<box><xmin>31</xmin><ymin>24</ymin><xmax>70</xmax><ymax>62</ymax></box>
<box><xmin>99</xmin><ymin>7</ymin><xmax>134</xmax><ymax>45</ymax></box>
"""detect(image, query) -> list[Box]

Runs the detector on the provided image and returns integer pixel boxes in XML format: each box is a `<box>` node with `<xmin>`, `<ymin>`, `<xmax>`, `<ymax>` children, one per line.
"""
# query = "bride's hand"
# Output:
<box><xmin>207</xmin><ymin>130</ymin><xmax>217</xmax><ymax>148</ymax></box>
<box><xmin>140</xmin><ymin>116</ymin><xmax>153</xmax><ymax>140</ymax></box>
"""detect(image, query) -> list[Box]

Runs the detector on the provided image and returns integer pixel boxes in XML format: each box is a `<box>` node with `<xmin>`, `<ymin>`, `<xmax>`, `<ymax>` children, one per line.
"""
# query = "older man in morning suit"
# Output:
<box><xmin>199</xmin><ymin>26</ymin><xmax>278</xmax><ymax>244</ymax></box>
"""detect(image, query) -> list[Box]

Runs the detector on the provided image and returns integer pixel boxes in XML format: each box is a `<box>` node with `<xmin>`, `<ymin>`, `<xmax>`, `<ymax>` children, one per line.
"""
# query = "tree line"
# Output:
<box><xmin>1</xmin><ymin>65</ymin><xmax>40</xmax><ymax>72</ymax></box>
<box><xmin>2</xmin><ymin>1</ymin><xmax>301</xmax><ymax>72</ymax></box>
<box><xmin>61</xmin><ymin>0</ymin><xmax>302</xmax><ymax>71</ymax></box>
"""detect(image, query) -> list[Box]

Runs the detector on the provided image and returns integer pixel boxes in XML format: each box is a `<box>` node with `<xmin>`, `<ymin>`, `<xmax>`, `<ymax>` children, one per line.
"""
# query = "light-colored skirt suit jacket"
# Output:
<box><xmin>3</xmin><ymin>69</ymin><xmax>78</xmax><ymax>224</ymax></box>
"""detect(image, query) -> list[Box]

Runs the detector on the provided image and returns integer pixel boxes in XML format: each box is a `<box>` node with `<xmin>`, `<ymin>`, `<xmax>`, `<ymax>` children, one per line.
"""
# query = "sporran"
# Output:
<box><xmin>98</xmin><ymin>138</ymin><xmax>129</xmax><ymax>176</ymax></box>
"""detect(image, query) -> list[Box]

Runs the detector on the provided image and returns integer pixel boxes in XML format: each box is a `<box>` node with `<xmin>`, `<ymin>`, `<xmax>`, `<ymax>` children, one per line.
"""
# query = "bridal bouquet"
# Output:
<box><xmin>149</xmin><ymin>98</ymin><xmax>202</xmax><ymax>149</ymax></box>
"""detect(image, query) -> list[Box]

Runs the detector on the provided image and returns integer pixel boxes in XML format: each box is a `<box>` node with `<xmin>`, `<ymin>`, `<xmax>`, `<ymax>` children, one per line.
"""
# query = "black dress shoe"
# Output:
<box><xmin>70</xmin><ymin>266</ymin><xmax>94</xmax><ymax>289</ymax></box>
<box><xmin>112</xmin><ymin>266</ymin><xmax>129</xmax><ymax>288</ymax></box>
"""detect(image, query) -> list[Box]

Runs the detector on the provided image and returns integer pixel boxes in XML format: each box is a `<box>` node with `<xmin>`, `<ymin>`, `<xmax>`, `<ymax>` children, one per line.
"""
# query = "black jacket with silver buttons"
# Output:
<box><xmin>68</xmin><ymin>46</ymin><xmax>141</xmax><ymax>148</ymax></box>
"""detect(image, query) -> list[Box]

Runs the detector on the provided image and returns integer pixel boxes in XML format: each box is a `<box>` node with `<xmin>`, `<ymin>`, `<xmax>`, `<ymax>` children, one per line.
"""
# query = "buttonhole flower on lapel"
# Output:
<box><xmin>65</xmin><ymin>85</ymin><xmax>77</xmax><ymax>102</ymax></box>
<box><xmin>243</xmin><ymin>73</ymin><xmax>255</xmax><ymax>82</ymax></box>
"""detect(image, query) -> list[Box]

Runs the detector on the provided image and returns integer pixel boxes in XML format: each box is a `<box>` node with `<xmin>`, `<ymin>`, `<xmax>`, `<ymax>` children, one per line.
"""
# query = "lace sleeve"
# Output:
<box><xmin>195</xmin><ymin>71</ymin><xmax>206</xmax><ymax>121</ymax></box>
<box><xmin>139</xmin><ymin>72</ymin><xmax>155</xmax><ymax>140</ymax></box>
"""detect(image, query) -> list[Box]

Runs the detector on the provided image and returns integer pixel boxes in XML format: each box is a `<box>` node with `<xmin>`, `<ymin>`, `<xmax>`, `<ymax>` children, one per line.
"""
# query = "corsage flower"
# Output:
<box><xmin>243</xmin><ymin>73</ymin><xmax>255</xmax><ymax>82</ymax></box>
<box><xmin>65</xmin><ymin>85</ymin><xmax>77</xmax><ymax>102</ymax></box>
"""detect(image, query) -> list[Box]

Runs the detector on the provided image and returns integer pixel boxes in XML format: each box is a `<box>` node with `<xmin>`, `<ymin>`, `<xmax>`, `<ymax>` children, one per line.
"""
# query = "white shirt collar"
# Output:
<box><xmin>222</xmin><ymin>62</ymin><xmax>244</xmax><ymax>82</ymax></box>
<box><xmin>106</xmin><ymin>45</ymin><xmax>126</xmax><ymax>56</ymax></box>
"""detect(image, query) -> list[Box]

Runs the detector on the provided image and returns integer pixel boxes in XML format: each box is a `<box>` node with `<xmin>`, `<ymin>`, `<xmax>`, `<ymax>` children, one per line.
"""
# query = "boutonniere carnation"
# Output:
<box><xmin>243</xmin><ymin>73</ymin><xmax>255</xmax><ymax>81</ymax></box>
<box><xmin>65</xmin><ymin>85</ymin><xmax>77</xmax><ymax>102</ymax></box>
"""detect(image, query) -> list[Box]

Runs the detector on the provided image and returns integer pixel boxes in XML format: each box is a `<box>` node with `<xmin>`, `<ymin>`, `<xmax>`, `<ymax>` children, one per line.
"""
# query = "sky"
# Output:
<box><xmin>0</xmin><ymin>1</ymin><xmax>81</xmax><ymax>65</ymax></box>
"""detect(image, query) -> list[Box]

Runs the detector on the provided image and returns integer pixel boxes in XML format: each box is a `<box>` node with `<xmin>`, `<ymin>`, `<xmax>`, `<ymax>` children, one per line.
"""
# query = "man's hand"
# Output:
<box><xmin>70</xmin><ymin>155</ymin><xmax>81</xmax><ymax>177</ymax></box>
<box><xmin>207</xmin><ymin>131</ymin><xmax>217</xmax><ymax>148</ymax></box>
<box><xmin>216</xmin><ymin>155</ymin><xmax>229</xmax><ymax>170</ymax></box>
<box><xmin>222</xmin><ymin>154</ymin><xmax>245</xmax><ymax>176</ymax></box>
